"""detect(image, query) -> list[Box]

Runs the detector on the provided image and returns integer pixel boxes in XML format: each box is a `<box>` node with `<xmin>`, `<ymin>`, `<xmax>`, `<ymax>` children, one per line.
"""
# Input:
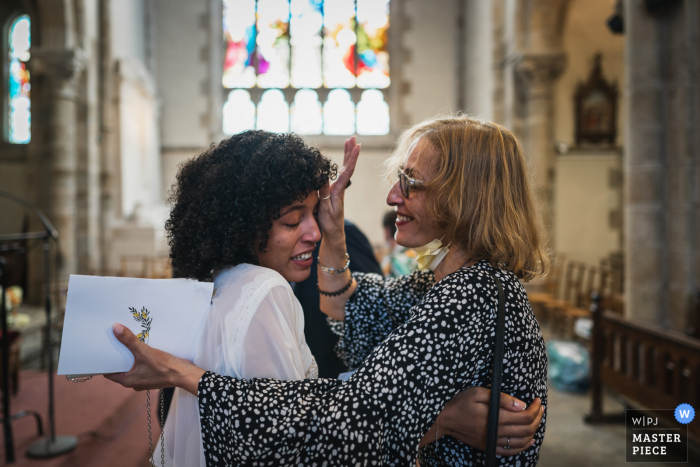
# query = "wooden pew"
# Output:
<box><xmin>586</xmin><ymin>294</ymin><xmax>700</xmax><ymax>442</ymax></box>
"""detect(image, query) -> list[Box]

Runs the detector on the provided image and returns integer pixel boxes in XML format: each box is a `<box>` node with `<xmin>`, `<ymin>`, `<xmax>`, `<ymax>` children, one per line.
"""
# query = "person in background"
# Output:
<box><xmin>293</xmin><ymin>220</ymin><xmax>382</xmax><ymax>378</ymax></box>
<box><xmin>381</xmin><ymin>210</ymin><xmax>418</xmax><ymax>278</ymax></box>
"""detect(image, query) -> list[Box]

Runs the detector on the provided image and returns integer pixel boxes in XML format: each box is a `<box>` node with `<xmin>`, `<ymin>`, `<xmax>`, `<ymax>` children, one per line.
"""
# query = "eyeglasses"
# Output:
<box><xmin>397</xmin><ymin>167</ymin><xmax>425</xmax><ymax>198</ymax></box>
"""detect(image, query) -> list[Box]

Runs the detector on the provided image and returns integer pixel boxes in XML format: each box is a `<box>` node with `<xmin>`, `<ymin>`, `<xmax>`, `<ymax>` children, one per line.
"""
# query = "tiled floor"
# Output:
<box><xmin>1</xmin><ymin>371</ymin><xmax>158</xmax><ymax>467</ymax></box>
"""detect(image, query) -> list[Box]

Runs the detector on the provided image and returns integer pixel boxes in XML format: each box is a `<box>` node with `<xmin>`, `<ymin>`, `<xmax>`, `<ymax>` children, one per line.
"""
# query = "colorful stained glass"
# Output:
<box><xmin>323</xmin><ymin>89</ymin><xmax>355</xmax><ymax>135</ymax></box>
<box><xmin>8</xmin><ymin>15</ymin><xmax>31</xmax><ymax>144</ymax></box>
<box><xmin>291</xmin><ymin>89</ymin><xmax>322</xmax><ymax>135</ymax></box>
<box><xmin>221</xmin><ymin>1</ymin><xmax>391</xmax><ymax>136</ymax></box>
<box><xmin>223</xmin><ymin>90</ymin><xmax>256</xmax><ymax>134</ymax></box>
<box><xmin>323</xmin><ymin>0</ymin><xmax>356</xmax><ymax>88</ymax></box>
<box><xmin>256</xmin><ymin>0</ymin><xmax>290</xmax><ymax>88</ymax></box>
<box><xmin>223</xmin><ymin>0</ymin><xmax>256</xmax><ymax>88</ymax></box>
<box><xmin>356</xmin><ymin>0</ymin><xmax>390</xmax><ymax>89</ymax></box>
<box><xmin>357</xmin><ymin>90</ymin><xmax>389</xmax><ymax>135</ymax></box>
<box><xmin>290</xmin><ymin>0</ymin><xmax>323</xmax><ymax>88</ymax></box>
<box><xmin>257</xmin><ymin>89</ymin><xmax>289</xmax><ymax>132</ymax></box>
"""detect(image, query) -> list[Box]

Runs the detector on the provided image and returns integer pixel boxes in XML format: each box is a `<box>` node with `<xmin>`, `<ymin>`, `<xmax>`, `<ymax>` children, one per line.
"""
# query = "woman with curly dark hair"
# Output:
<box><xmin>160</xmin><ymin>130</ymin><xmax>336</xmax><ymax>467</ymax></box>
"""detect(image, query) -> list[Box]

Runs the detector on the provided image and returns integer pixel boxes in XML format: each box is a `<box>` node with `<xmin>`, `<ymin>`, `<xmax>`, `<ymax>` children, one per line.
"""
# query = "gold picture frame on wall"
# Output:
<box><xmin>575</xmin><ymin>54</ymin><xmax>618</xmax><ymax>146</ymax></box>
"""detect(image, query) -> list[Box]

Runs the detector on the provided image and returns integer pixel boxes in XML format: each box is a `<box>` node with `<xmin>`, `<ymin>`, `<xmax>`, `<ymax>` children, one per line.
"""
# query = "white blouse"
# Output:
<box><xmin>162</xmin><ymin>264</ymin><xmax>317</xmax><ymax>467</ymax></box>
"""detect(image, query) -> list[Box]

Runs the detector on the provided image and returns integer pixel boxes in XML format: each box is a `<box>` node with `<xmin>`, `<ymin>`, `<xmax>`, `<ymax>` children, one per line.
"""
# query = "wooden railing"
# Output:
<box><xmin>586</xmin><ymin>294</ymin><xmax>700</xmax><ymax>441</ymax></box>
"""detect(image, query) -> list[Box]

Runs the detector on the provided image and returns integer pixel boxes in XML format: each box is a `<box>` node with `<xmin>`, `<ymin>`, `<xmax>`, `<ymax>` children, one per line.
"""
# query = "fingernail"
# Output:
<box><xmin>113</xmin><ymin>323</ymin><xmax>124</xmax><ymax>335</ymax></box>
<box><xmin>515</xmin><ymin>400</ymin><xmax>526</xmax><ymax>410</ymax></box>
<box><xmin>540</xmin><ymin>405</ymin><xmax>545</xmax><ymax>413</ymax></box>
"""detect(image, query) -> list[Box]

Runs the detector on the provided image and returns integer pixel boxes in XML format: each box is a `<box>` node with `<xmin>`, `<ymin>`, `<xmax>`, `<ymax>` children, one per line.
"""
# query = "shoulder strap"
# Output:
<box><xmin>485</xmin><ymin>270</ymin><xmax>506</xmax><ymax>467</ymax></box>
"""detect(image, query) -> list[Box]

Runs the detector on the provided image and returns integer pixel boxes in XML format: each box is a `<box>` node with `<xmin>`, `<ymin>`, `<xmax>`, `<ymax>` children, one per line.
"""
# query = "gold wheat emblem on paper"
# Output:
<box><xmin>129</xmin><ymin>306</ymin><xmax>152</xmax><ymax>343</ymax></box>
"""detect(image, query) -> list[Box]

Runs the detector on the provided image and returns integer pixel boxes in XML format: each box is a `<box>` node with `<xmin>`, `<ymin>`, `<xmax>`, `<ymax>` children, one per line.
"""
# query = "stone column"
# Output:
<box><xmin>624</xmin><ymin>0</ymin><xmax>700</xmax><ymax>332</ymax></box>
<box><xmin>30</xmin><ymin>49</ymin><xmax>85</xmax><ymax>283</ymax></box>
<box><xmin>463</xmin><ymin>0</ymin><xmax>494</xmax><ymax>119</ymax></box>
<box><xmin>505</xmin><ymin>0</ymin><xmax>570</xmax><ymax>243</ymax></box>
<box><xmin>515</xmin><ymin>52</ymin><xmax>566</xmax><ymax>238</ymax></box>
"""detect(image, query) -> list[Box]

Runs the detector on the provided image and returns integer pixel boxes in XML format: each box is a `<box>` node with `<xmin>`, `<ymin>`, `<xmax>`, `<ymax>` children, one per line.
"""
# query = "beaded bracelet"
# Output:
<box><xmin>319</xmin><ymin>253</ymin><xmax>350</xmax><ymax>275</ymax></box>
<box><xmin>317</xmin><ymin>276</ymin><xmax>354</xmax><ymax>297</ymax></box>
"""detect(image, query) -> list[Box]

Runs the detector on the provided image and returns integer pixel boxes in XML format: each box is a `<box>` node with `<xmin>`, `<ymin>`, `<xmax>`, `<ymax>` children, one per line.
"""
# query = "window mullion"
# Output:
<box><xmin>320</xmin><ymin>1</ymin><xmax>325</xmax><ymax>90</ymax></box>
<box><xmin>253</xmin><ymin>0</ymin><xmax>260</xmax><ymax>78</ymax></box>
<box><xmin>286</xmin><ymin>0</ymin><xmax>292</xmax><ymax>133</ymax></box>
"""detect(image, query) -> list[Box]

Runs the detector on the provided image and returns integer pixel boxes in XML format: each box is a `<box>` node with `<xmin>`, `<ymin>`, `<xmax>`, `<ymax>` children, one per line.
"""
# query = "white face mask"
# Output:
<box><xmin>412</xmin><ymin>237</ymin><xmax>451</xmax><ymax>272</ymax></box>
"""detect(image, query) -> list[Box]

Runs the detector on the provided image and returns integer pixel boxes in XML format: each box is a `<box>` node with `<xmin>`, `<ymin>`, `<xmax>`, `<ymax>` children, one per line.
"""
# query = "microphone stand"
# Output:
<box><xmin>0</xmin><ymin>191</ymin><xmax>77</xmax><ymax>460</ymax></box>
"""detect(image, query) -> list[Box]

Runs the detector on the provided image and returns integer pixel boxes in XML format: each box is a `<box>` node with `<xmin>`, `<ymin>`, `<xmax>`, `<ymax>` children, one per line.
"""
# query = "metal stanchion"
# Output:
<box><xmin>0</xmin><ymin>191</ymin><xmax>76</xmax><ymax>460</ymax></box>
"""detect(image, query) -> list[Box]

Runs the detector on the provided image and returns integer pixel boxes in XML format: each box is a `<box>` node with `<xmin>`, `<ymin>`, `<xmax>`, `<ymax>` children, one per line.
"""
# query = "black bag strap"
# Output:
<box><xmin>485</xmin><ymin>270</ymin><xmax>506</xmax><ymax>467</ymax></box>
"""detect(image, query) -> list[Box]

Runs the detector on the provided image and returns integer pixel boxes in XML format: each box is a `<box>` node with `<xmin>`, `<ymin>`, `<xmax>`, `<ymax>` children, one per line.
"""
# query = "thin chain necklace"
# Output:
<box><xmin>147</xmin><ymin>390</ymin><xmax>166</xmax><ymax>467</ymax></box>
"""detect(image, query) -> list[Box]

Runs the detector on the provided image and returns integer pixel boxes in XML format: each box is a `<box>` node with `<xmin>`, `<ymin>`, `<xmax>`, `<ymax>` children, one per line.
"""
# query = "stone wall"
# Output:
<box><xmin>624</xmin><ymin>0</ymin><xmax>700</xmax><ymax>331</ymax></box>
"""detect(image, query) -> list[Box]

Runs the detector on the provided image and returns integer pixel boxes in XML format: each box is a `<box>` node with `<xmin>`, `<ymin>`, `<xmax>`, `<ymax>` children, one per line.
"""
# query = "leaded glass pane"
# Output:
<box><xmin>290</xmin><ymin>0</ymin><xmax>322</xmax><ymax>88</ymax></box>
<box><xmin>223</xmin><ymin>90</ymin><xmax>256</xmax><ymax>135</ymax></box>
<box><xmin>8</xmin><ymin>15</ymin><xmax>31</xmax><ymax>144</ymax></box>
<box><xmin>322</xmin><ymin>0</ymin><xmax>356</xmax><ymax>88</ymax></box>
<box><xmin>256</xmin><ymin>0</ymin><xmax>290</xmax><ymax>88</ymax></box>
<box><xmin>357</xmin><ymin>89</ymin><xmax>389</xmax><ymax>135</ymax></box>
<box><xmin>291</xmin><ymin>89</ymin><xmax>322</xmax><ymax>135</ymax></box>
<box><xmin>223</xmin><ymin>0</ymin><xmax>256</xmax><ymax>88</ymax></box>
<box><xmin>356</xmin><ymin>0</ymin><xmax>390</xmax><ymax>89</ymax></box>
<box><xmin>323</xmin><ymin>89</ymin><xmax>354</xmax><ymax>135</ymax></box>
<box><xmin>257</xmin><ymin>89</ymin><xmax>289</xmax><ymax>132</ymax></box>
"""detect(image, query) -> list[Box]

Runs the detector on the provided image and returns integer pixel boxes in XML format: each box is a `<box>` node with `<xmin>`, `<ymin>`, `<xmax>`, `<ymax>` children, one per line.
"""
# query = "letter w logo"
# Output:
<box><xmin>680</xmin><ymin>410</ymin><xmax>691</xmax><ymax>418</ymax></box>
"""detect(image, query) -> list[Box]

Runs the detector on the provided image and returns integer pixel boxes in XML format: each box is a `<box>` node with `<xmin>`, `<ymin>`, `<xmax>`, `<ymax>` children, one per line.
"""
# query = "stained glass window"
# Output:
<box><xmin>356</xmin><ymin>0</ymin><xmax>390</xmax><ymax>89</ymax></box>
<box><xmin>357</xmin><ymin>89</ymin><xmax>389</xmax><ymax>135</ymax></box>
<box><xmin>7</xmin><ymin>15</ymin><xmax>31</xmax><ymax>144</ymax></box>
<box><xmin>222</xmin><ymin>0</ymin><xmax>390</xmax><ymax>136</ymax></box>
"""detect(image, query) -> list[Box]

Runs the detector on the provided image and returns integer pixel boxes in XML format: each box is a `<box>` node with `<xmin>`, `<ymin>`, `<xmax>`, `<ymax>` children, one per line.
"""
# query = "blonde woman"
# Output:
<box><xmin>107</xmin><ymin>116</ymin><xmax>548</xmax><ymax>466</ymax></box>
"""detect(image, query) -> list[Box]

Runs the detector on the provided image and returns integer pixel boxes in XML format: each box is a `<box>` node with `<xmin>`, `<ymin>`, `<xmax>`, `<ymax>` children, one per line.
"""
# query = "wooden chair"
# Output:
<box><xmin>0</xmin><ymin>330</ymin><xmax>22</xmax><ymax>396</ymax></box>
<box><xmin>551</xmin><ymin>264</ymin><xmax>600</xmax><ymax>339</ymax></box>
<box><xmin>527</xmin><ymin>255</ymin><xmax>567</xmax><ymax>325</ymax></box>
<box><xmin>118</xmin><ymin>255</ymin><xmax>172</xmax><ymax>279</ymax></box>
<box><xmin>543</xmin><ymin>261</ymin><xmax>579</xmax><ymax>331</ymax></box>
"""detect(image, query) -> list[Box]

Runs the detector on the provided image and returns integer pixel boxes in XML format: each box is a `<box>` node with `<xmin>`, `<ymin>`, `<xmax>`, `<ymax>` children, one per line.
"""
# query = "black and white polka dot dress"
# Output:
<box><xmin>198</xmin><ymin>261</ymin><xmax>547</xmax><ymax>466</ymax></box>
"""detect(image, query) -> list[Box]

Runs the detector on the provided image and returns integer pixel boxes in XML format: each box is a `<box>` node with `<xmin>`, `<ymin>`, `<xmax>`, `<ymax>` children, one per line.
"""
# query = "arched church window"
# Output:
<box><xmin>6</xmin><ymin>14</ymin><xmax>31</xmax><ymax>144</ymax></box>
<box><xmin>222</xmin><ymin>0</ymin><xmax>390</xmax><ymax>136</ymax></box>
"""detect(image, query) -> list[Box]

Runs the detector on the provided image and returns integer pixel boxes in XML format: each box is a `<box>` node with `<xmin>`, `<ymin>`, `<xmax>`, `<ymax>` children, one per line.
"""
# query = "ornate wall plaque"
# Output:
<box><xmin>575</xmin><ymin>54</ymin><xmax>618</xmax><ymax>145</ymax></box>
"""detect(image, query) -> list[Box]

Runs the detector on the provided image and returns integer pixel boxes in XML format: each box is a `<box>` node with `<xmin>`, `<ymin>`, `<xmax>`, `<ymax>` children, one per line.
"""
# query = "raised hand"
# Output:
<box><xmin>316</xmin><ymin>136</ymin><xmax>361</xmax><ymax>241</ymax></box>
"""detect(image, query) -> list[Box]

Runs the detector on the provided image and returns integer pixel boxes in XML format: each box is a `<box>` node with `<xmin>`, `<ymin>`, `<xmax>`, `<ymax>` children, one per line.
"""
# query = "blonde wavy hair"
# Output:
<box><xmin>385</xmin><ymin>115</ymin><xmax>550</xmax><ymax>281</ymax></box>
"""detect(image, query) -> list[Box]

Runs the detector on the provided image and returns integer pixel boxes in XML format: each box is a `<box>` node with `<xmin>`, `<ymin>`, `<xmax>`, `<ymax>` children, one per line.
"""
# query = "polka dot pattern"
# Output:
<box><xmin>198</xmin><ymin>261</ymin><xmax>547</xmax><ymax>466</ymax></box>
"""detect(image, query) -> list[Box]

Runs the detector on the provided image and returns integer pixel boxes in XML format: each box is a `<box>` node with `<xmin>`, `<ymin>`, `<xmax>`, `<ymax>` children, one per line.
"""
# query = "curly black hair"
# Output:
<box><xmin>165</xmin><ymin>131</ymin><xmax>337</xmax><ymax>281</ymax></box>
